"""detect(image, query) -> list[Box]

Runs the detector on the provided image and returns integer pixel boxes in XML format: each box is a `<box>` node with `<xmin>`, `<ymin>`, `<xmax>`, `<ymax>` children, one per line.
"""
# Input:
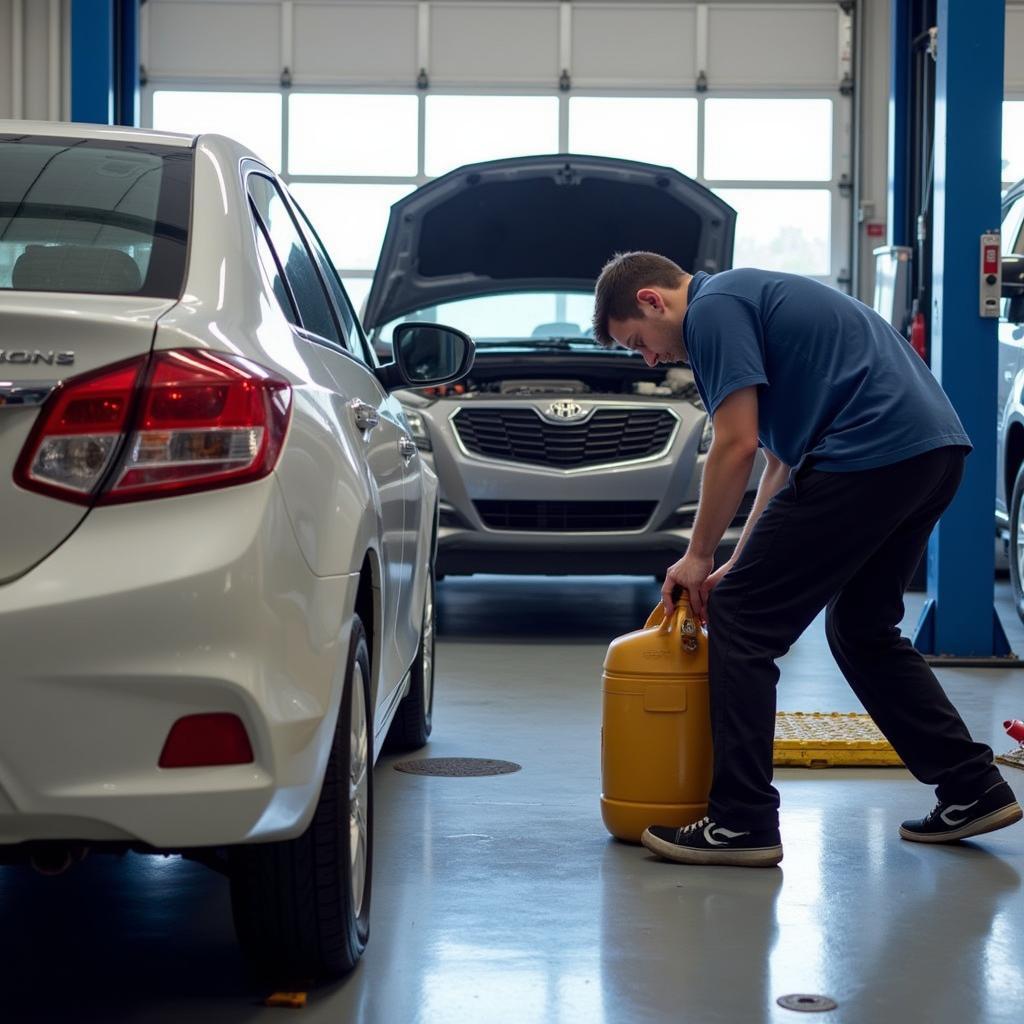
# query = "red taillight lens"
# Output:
<box><xmin>159</xmin><ymin>713</ymin><xmax>255</xmax><ymax>769</ymax></box>
<box><xmin>16</xmin><ymin>350</ymin><xmax>292</xmax><ymax>504</ymax></box>
<box><xmin>102</xmin><ymin>350</ymin><xmax>292</xmax><ymax>502</ymax></box>
<box><xmin>14</xmin><ymin>357</ymin><xmax>147</xmax><ymax>503</ymax></box>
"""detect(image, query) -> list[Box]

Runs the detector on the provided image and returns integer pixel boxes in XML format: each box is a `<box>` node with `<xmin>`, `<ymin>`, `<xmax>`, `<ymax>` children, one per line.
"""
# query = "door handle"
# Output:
<box><xmin>349</xmin><ymin>399</ymin><xmax>380</xmax><ymax>433</ymax></box>
<box><xmin>399</xmin><ymin>436</ymin><xmax>418</xmax><ymax>460</ymax></box>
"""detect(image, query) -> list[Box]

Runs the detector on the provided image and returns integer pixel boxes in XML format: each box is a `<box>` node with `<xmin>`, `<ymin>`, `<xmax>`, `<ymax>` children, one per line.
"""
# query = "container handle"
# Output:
<box><xmin>644</xmin><ymin>599</ymin><xmax>701</xmax><ymax>651</ymax></box>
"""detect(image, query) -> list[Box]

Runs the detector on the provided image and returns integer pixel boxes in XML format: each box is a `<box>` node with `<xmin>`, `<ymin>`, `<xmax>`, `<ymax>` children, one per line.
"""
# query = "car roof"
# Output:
<box><xmin>0</xmin><ymin>119</ymin><xmax>195</xmax><ymax>148</ymax></box>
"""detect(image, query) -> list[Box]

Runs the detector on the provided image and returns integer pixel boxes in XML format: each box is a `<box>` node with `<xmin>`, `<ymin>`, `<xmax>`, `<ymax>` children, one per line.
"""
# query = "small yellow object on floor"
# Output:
<box><xmin>996</xmin><ymin>746</ymin><xmax>1024</xmax><ymax>771</ymax></box>
<box><xmin>265</xmin><ymin>992</ymin><xmax>308</xmax><ymax>1009</ymax></box>
<box><xmin>774</xmin><ymin>712</ymin><xmax>903</xmax><ymax>768</ymax></box>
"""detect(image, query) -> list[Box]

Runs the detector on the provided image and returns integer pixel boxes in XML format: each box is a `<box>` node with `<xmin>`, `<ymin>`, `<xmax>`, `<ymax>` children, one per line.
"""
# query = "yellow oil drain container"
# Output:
<box><xmin>601</xmin><ymin>600</ymin><xmax>713</xmax><ymax>842</ymax></box>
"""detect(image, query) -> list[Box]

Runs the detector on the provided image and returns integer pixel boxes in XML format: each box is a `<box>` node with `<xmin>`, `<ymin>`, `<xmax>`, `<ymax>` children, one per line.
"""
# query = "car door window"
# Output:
<box><xmin>251</xmin><ymin>207</ymin><xmax>301</xmax><ymax>327</ymax></box>
<box><xmin>288</xmin><ymin>195</ymin><xmax>378</xmax><ymax>365</ymax></box>
<box><xmin>248</xmin><ymin>174</ymin><xmax>343</xmax><ymax>347</ymax></box>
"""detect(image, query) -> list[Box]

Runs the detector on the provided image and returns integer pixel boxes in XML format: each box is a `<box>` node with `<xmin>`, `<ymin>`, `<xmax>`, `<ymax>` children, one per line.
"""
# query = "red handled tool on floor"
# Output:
<box><xmin>1005</xmin><ymin>720</ymin><xmax>1024</xmax><ymax>744</ymax></box>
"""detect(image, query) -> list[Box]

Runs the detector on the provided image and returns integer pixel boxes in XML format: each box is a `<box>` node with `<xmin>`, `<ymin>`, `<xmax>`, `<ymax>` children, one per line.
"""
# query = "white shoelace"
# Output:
<box><xmin>678</xmin><ymin>816</ymin><xmax>712</xmax><ymax>837</ymax></box>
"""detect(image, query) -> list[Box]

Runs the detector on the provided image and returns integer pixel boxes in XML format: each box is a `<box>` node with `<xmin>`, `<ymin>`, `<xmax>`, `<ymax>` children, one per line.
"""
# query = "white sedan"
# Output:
<box><xmin>0</xmin><ymin>120</ymin><xmax>473</xmax><ymax>981</ymax></box>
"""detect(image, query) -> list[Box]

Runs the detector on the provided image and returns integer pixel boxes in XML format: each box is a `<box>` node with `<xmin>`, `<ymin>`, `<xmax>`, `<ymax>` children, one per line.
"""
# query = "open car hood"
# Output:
<box><xmin>362</xmin><ymin>154</ymin><xmax>736</xmax><ymax>330</ymax></box>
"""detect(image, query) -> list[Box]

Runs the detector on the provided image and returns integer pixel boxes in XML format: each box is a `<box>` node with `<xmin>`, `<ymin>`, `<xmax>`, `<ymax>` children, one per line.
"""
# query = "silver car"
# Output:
<box><xmin>364</xmin><ymin>155</ymin><xmax>759</xmax><ymax>577</ymax></box>
<box><xmin>0</xmin><ymin>121</ymin><xmax>472</xmax><ymax>983</ymax></box>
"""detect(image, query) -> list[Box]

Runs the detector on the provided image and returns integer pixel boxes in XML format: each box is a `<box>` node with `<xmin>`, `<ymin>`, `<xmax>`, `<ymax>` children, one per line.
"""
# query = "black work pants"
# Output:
<box><xmin>706</xmin><ymin>445</ymin><xmax>1002</xmax><ymax>831</ymax></box>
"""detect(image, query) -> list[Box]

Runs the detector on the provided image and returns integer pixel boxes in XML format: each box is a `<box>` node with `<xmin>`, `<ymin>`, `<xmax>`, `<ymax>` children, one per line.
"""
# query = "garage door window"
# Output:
<box><xmin>289</xmin><ymin>94</ymin><xmax>419</xmax><ymax>177</ymax></box>
<box><xmin>424</xmin><ymin>96</ymin><xmax>560</xmax><ymax>177</ymax></box>
<box><xmin>704</xmin><ymin>98</ymin><xmax>832</xmax><ymax>181</ymax></box>
<box><xmin>704</xmin><ymin>98</ymin><xmax>834</xmax><ymax>277</ymax></box>
<box><xmin>715</xmin><ymin>188</ymin><xmax>832</xmax><ymax>277</ymax></box>
<box><xmin>288</xmin><ymin>182</ymin><xmax>415</xmax><ymax>273</ymax></box>
<box><xmin>568</xmin><ymin>97</ymin><xmax>698</xmax><ymax>176</ymax></box>
<box><xmin>152</xmin><ymin>91</ymin><xmax>283</xmax><ymax>171</ymax></box>
<box><xmin>146</xmin><ymin>89</ymin><xmax>843</xmax><ymax>290</ymax></box>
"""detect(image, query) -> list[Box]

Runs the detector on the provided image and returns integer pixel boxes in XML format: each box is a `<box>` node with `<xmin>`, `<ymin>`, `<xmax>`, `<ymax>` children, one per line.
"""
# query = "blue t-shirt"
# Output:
<box><xmin>683</xmin><ymin>269</ymin><xmax>972</xmax><ymax>472</ymax></box>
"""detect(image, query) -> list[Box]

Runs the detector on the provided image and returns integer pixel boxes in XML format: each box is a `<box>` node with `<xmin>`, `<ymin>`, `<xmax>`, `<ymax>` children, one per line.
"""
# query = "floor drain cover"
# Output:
<box><xmin>777</xmin><ymin>994</ymin><xmax>838</xmax><ymax>1013</ymax></box>
<box><xmin>393</xmin><ymin>757</ymin><xmax>522</xmax><ymax>777</ymax></box>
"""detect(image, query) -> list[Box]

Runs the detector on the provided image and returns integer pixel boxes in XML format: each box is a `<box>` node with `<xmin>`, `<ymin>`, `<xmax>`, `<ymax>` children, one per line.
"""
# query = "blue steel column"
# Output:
<box><xmin>887</xmin><ymin>0</ymin><xmax>912</xmax><ymax>248</ymax></box>
<box><xmin>116</xmin><ymin>0</ymin><xmax>140</xmax><ymax>127</ymax></box>
<box><xmin>912</xmin><ymin>0</ymin><xmax>1011</xmax><ymax>658</ymax></box>
<box><xmin>71</xmin><ymin>0</ymin><xmax>115</xmax><ymax>124</ymax></box>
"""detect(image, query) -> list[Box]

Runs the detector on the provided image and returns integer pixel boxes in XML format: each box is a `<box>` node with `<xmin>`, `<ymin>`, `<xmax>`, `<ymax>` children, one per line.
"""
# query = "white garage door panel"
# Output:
<box><xmin>430</xmin><ymin>3</ymin><xmax>560</xmax><ymax>85</ymax></box>
<box><xmin>22</xmin><ymin>0</ymin><xmax>51</xmax><ymax>120</ymax></box>
<box><xmin>148</xmin><ymin>1</ymin><xmax>280</xmax><ymax>78</ymax></box>
<box><xmin>1007</xmin><ymin>8</ymin><xmax>1024</xmax><ymax>92</ymax></box>
<box><xmin>707</xmin><ymin>6</ymin><xmax>838</xmax><ymax>87</ymax></box>
<box><xmin>572</xmin><ymin>5</ymin><xmax>696</xmax><ymax>87</ymax></box>
<box><xmin>294</xmin><ymin>3</ymin><xmax>417</xmax><ymax>82</ymax></box>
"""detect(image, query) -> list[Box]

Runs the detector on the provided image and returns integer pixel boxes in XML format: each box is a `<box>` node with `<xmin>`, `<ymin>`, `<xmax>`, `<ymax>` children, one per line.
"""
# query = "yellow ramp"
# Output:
<box><xmin>774</xmin><ymin>712</ymin><xmax>903</xmax><ymax>768</ymax></box>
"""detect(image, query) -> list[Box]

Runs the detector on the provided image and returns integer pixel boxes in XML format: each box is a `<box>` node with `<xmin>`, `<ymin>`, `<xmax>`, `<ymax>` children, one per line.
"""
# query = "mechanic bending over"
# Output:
<box><xmin>593</xmin><ymin>251</ymin><xmax>1022</xmax><ymax>868</ymax></box>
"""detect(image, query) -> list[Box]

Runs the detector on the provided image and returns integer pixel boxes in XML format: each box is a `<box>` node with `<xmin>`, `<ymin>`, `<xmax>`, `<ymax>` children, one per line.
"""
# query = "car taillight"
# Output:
<box><xmin>14</xmin><ymin>357</ymin><xmax>146</xmax><ymax>503</ymax></box>
<box><xmin>16</xmin><ymin>350</ymin><xmax>292</xmax><ymax>504</ymax></box>
<box><xmin>159</xmin><ymin>713</ymin><xmax>255</xmax><ymax>768</ymax></box>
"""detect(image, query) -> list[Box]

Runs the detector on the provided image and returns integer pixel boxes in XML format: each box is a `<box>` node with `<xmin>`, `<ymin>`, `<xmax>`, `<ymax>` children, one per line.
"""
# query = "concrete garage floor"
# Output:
<box><xmin>3</xmin><ymin>578</ymin><xmax>1024</xmax><ymax>1023</ymax></box>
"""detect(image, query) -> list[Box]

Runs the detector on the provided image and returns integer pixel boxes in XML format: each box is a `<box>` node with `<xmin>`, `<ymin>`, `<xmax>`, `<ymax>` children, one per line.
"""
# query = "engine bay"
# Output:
<box><xmin>419</xmin><ymin>352</ymin><xmax>702</xmax><ymax>403</ymax></box>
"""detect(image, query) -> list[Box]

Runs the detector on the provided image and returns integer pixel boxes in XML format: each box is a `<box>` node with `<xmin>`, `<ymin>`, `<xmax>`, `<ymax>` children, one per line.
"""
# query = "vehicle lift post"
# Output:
<box><xmin>909</xmin><ymin>0</ymin><xmax>1017</xmax><ymax>663</ymax></box>
<box><xmin>70</xmin><ymin>0</ymin><xmax>139</xmax><ymax>127</ymax></box>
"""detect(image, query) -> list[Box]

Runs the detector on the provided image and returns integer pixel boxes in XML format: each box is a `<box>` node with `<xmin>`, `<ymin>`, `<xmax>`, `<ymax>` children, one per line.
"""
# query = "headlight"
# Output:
<box><xmin>698</xmin><ymin>414</ymin><xmax>713</xmax><ymax>454</ymax></box>
<box><xmin>404</xmin><ymin>410</ymin><xmax>432</xmax><ymax>451</ymax></box>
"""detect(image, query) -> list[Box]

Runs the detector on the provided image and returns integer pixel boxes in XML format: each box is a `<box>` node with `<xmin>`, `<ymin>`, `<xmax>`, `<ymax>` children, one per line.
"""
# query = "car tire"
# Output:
<box><xmin>1010</xmin><ymin>463</ymin><xmax>1024</xmax><ymax>625</ymax></box>
<box><xmin>383</xmin><ymin>573</ymin><xmax>435</xmax><ymax>752</ymax></box>
<box><xmin>228</xmin><ymin>617</ymin><xmax>373</xmax><ymax>984</ymax></box>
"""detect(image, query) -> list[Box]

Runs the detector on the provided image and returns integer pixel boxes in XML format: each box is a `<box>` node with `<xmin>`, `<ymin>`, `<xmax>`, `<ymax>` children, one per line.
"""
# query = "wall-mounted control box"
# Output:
<box><xmin>981</xmin><ymin>231</ymin><xmax>1000</xmax><ymax>318</ymax></box>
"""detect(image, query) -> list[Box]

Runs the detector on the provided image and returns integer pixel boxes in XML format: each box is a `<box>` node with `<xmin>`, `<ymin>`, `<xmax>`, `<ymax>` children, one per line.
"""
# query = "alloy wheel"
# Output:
<box><xmin>349</xmin><ymin>663</ymin><xmax>370</xmax><ymax>917</ymax></box>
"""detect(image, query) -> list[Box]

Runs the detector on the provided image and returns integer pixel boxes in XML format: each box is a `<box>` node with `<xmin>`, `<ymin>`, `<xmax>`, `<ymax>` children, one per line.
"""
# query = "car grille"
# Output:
<box><xmin>474</xmin><ymin>500</ymin><xmax>657</xmax><ymax>532</ymax></box>
<box><xmin>452</xmin><ymin>407</ymin><xmax>677</xmax><ymax>469</ymax></box>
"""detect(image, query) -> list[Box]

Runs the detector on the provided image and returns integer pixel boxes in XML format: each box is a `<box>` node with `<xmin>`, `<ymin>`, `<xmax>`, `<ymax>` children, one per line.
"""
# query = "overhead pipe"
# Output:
<box><xmin>12</xmin><ymin>0</ymin><xmax>24</xmax><ymax>119</ymax></box>
<box><xmin>49</xmin><ymin>0</ymin><xmax>62</xmax><ymax>121</ymax></box>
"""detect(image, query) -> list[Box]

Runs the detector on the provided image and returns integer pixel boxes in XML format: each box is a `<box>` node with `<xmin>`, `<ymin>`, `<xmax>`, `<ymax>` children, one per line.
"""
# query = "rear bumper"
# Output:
<box><xmin>0</xmin><ymin>477</ymin><xmax>353</xmax><ymax>849</ymax></box>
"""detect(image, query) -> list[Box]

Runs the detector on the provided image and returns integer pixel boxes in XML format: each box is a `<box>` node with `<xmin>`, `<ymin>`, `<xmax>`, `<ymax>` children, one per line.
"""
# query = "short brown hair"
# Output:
<box><xmin>592</xmin><ymin>251</ymin><xmax>687</xmax><ymax>347</ymax></box>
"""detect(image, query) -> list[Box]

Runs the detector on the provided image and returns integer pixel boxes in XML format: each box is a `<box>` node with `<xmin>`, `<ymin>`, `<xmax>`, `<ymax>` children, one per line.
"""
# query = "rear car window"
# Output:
<box><xmin>0</xmin><ymin>134</ymin><xmax>193</xmax><ymax>298</ymax></box>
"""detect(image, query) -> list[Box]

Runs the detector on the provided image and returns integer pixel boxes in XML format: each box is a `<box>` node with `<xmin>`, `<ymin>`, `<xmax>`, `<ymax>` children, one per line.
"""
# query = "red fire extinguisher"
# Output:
<box><xmin>910</xmin><ymin>311</ymin><xmax>927</xmax><ymax>361</ymax></box>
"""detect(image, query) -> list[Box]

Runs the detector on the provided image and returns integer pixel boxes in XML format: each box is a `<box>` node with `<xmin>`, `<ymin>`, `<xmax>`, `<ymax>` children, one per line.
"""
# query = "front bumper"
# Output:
<box><xmin>411</xmin><ymin>397</ymin><xmax>757</xmax><ymax>576</ymax></box>
<box><xmin>0</xmin><ymin>476</ymin><xmax>352</xmax><ymax>849</ymax></box>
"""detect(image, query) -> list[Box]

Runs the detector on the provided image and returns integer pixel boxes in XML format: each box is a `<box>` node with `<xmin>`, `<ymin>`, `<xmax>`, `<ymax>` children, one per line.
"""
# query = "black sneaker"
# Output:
<box><xmin>900</xmin><ymin>780</ymin><xmax>1023</xmax><ymax>844</ymax></box>
<box><xmin>641</xmin><ymin>816</ymin><xmax>783</xmax><ymax>867</ymax></box>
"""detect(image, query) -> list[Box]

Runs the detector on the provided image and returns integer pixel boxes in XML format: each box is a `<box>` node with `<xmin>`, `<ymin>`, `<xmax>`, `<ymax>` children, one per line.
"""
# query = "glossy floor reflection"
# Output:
<box><xmin>2</xmin><ymin>577</ymin><xmax>1023</xmax><ymax>1022</ymax></box>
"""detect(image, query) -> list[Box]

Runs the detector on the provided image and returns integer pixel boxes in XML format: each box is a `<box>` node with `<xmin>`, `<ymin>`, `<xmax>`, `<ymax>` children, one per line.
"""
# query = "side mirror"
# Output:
<box><xmin>376</xmin><ymin>322</ymin><xmax>475</xmax><ymax>391</ymax></box>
